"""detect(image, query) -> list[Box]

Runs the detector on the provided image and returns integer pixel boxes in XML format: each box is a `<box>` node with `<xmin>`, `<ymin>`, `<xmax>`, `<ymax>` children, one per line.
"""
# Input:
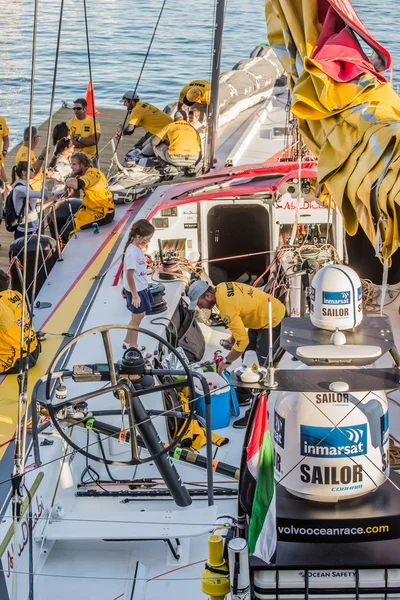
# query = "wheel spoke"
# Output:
<box><xmin>101</xmin><ymin>330</ymin><xmax>118</xmax><ymax>385</ymax></box>
<box><xmin>39</xmin><ymin>324</ymin><xmax>197</xmax><ymax>469</ymax></box>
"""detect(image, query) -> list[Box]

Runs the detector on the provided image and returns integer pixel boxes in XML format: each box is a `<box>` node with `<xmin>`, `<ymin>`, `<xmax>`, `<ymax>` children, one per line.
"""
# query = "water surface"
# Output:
<box><xmin>0</xmin><ymin>0</ymin><xmax>399</xmax><ymax>145</ymax></box>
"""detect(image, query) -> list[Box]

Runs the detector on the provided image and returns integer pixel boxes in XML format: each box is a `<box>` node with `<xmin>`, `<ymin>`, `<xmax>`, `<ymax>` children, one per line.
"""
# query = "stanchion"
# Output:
<box><xmin>192</xmin><ymin>371</ymin><xmax>214</xmax><ymax>506</ymax></box>
<box><xmin>50</xmin><ymin>204</ymin><xmax>63</xmax><ymax>261</ymax></box>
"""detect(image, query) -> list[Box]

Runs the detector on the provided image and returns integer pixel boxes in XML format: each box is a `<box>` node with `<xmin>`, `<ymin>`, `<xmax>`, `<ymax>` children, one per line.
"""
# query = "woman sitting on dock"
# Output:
<box><xmin>52</xmin><ymin>121</ymin><xmax>70</xmax><ymax>148</ymax></box>
<box><xmin>65</xmin><ymin>152</ymin><xmax>115</xmax><ymax>235</ymax></box>
<box><xmin>47</xmin><ymin>137</ymin><xmax>75</xmax><ymax>196</ymax></box>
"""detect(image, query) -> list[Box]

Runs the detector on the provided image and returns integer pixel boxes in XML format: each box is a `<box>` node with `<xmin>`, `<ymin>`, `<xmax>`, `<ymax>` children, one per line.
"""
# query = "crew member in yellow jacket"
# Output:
<box><xmin>0</xmin><ymin>270</ymin><xmax>39</xmax><ymax>374</ymax></box>
<box><xmin>188</xmin><ymin>280</ymin><xmax>285</xmax><ymax>371</ymax></box>
<box><xmin>152</xmin><ymin>111</ymin><xmax>201</xmax><ymax>170</ymax></box>
<box><xmin>0</xmin><ymin>114</ymin><xmax>10</xmax><ymax>188</ymax></box>
<box><xmin>178</xmin><ymin>80</ymin><xmax>211</xmax><ymax>110</ymax></box>
<box><xmin>188</xmin><ymin>279</ymin><xmax>285</xmax><ymax>428</ymax></box>
<box><xmin>65</xmin><ymin>152</ymin><xmax>115</xmax><ymax>236</ymax></box>
<box><xmin>118</xmin><ymin>90</ymin><xmax>173</xmax><ymax>156</ymax></box>
<box><xmin>15</xmin><ymin>126</ymin><xmax>46</xmax><ymax>191</ymax></box>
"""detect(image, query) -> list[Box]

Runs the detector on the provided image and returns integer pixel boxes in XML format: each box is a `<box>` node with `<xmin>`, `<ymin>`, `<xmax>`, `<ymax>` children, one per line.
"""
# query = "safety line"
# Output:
<box><xmin>110</xmin><ymin>0</ymin><xmax>168</xmax><ymax>160</ymax></box>
<box><xmin>83</xmin><ymin>0</ymin><xmax>99</xmax><ymax>161</ymax></box>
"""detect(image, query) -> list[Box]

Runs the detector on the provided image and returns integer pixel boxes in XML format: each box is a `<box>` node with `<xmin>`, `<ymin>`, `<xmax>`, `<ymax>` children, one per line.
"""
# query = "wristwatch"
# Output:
<box><xmin>38</xmin><ymin>155</ymin><xmax>45</xmax><ymax>161</ymax></box>
<box><xmin>224</xmin><ymin>359</ymin><xmax>232</xmax><ymax>365</ymax></box>
<box><xmin>77</xmin><ymin>136</ymin><xmax>82</xmax><ymax>143</ymax></box>
<box><xmin>2</xmin><ymin>150</ymin><xmax>7</xmax><ymax>156</ymax></box>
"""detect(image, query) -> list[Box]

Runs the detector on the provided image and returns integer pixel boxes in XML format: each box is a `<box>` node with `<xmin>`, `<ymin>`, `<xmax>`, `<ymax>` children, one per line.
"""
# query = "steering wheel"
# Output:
<box><xmin>40</xmin><ymin>324</ymin><xmax>197</xmax><ymax>468</ymax></box>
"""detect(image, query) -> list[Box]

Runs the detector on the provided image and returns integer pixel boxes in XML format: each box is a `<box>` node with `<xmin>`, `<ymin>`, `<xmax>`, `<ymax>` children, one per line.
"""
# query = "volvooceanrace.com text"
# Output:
<box><xmin>278</xmin><ymin>524</ymin><xmax>389</xmax><ymax>537</ymax></box>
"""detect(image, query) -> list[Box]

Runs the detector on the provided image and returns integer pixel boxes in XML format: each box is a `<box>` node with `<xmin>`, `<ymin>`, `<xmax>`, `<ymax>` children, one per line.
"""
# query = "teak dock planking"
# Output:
<box><xmin>0</xmin><ymin>106</ymin><xmax>142</xmax><ymax>270</ymax></box>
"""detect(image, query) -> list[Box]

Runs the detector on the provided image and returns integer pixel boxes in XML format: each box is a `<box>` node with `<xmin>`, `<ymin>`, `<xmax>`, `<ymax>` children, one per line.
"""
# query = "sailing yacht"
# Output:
<box><xmin>1</xmin><ymin>0</ymin><xmax>400</xmax><ymax>599</ymax></box>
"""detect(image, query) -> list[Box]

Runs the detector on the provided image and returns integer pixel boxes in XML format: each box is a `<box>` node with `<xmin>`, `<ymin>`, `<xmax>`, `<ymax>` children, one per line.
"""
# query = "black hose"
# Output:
<box><xmin>150</xmin><ymin>316</ymin><xmax>178</xmax><ymax>348</ymax></box>
<box><xmin>97</xmin><ymin>431</ymin><xmax>119</xmax><ymax>482</ymax></box>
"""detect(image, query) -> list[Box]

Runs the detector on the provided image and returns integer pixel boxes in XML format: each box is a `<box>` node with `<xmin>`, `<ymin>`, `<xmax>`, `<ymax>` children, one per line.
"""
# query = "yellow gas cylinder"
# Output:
<box><xmin>201</xmin><ymin>534</ymin><xmax>230</xmax><ymax>600</ymax></box>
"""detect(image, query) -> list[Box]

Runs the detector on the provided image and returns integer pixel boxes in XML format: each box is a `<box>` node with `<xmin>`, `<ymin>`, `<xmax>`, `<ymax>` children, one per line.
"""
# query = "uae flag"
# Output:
<box><xmin>240</xmin><ymin>393</ymin><xmax>276</xmax><ymax>562</ymax></box>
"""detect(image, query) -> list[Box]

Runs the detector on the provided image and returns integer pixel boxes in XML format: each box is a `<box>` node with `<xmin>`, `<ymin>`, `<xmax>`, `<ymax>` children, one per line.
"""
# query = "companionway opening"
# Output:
<box><xmin>207</xmin><ymin>203</ymin><xmax>269</xmax><ymax>284</ymax></box>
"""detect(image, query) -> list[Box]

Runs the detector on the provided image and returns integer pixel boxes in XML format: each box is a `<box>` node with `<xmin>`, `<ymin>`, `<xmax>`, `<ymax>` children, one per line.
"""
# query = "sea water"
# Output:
<box><xmin>0</xmin><ymin>0</ymin><xmax>399</xmax><ymax>144</ymax></box>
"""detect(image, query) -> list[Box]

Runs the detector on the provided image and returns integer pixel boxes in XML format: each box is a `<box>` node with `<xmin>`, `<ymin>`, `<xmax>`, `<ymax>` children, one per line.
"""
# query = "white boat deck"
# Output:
<box><xmin>217</xmin><ymin>86</ymin><xmax>288</xmax><ymax>167</ymax></box>
<box><xmin>0</xmin><ymin>82</ymin><xmax>399</xmax><ymax>600</ymax></box>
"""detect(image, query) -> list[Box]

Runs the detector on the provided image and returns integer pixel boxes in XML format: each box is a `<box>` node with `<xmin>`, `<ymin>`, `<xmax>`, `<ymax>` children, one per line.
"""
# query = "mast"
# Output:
<box><xmin>205</xmin><ymin>0</ymin><xmax>227</xmax><ymax>171</ymax></box>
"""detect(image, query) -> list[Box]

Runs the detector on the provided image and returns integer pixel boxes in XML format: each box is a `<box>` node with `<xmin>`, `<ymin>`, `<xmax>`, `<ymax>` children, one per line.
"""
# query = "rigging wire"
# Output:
<box><xmin>25</xmin><ymin>0</ymin><xmax>65</xmax><ymax>368</ymax></box>
<box><xmin>109</xmin><ymin>0</ymin><xmax>168</xmax><ymax>168</ymax></box>
<box><xmin>14</xmin><ymin>1</ymin><xmax>39</xmax><ymax>482</ymax></box>
<box><xmin>83</xmin><ymin>0</ymin><xmax>99</xmax><ymax>162</ymax></box>
<box><xmin>12</xmin><ymin>1</ymin><xmax>39</xmax><ymax>598</ymax></box>
<box><xmin>202</xmin><ymin>0</ymin><xmax>218</xmax><ymax>172</ymax></box>
<box><xmin>12</xmin><ymin>3</ymin><xmax>65</xmax><ymax>596</ymax></box>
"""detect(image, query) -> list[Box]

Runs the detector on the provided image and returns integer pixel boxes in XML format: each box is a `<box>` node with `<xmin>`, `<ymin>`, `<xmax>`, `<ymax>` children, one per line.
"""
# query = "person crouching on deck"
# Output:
<box><xmin>121</xmin><ymin>219</ymin><xmax>155</xmax><ymax>351</ymax></box>
<box><xmin>0</xmin><ymin>270</ymin><xmax>39</xmax><ymax>374</ymax></box>
<box><xmin>65</xmin><ymin>152</ymin><xmax>115</xmax><ymax>236</ymax></box>
<box><xmin>152</xmin><ymin>111</ymin><xmax>201</xmax><ymax>174</ymax></box>
<box><xmin>118</xmin><ymin>91</ymin><xmax>173</xmax><ymax>157</ymax></box>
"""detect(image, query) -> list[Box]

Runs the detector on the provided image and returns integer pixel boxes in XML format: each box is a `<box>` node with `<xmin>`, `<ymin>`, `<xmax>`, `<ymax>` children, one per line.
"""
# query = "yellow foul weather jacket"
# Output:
<box><xmin>73</xmin><ymin>167</ymin><xmax>115</xmax><ymax>233</ymax></box>
<box><xmin>215</xmin><ymin>282</ymin><xmax>285</xmax><ymax>352</ymax></box>
<box><xmin>0</xmin><ymin>290</ymin><xmax>38</xmax><ymax>372</ymax></box>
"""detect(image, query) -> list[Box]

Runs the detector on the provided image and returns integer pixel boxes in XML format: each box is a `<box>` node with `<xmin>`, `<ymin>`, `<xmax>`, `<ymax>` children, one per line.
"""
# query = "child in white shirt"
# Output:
<box><xmin>122</xmin><ymin>219</ymin><xmax>155</xmax><ymax>349</ymax></box>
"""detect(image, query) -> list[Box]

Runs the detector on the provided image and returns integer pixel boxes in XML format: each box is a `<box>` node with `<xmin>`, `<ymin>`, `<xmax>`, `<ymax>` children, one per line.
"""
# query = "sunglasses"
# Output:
<box><xmin>73</xmin><ymin>107</ymin><xmax>83</xmax><ymax>111</ymax></box>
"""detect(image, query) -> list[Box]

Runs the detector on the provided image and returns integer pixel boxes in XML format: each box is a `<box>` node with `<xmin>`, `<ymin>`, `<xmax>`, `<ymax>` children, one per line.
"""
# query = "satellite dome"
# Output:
<box><xmin>310</xmin><ymin>264</ymin><xmax>362</xmax><ymax>330</ymax></box>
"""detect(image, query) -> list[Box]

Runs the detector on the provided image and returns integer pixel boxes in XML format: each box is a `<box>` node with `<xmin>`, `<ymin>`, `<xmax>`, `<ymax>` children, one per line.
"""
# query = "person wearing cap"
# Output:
<box><xmin>151</xmin><ymin>111</ymin><xmax>201</xmax><ymax>173</ymax></box>
<box><xmin>15</xmin><ymin>126</ymin><xmax>47</xmax><ymax>191</ymax></box>
<box><xmin>188</xmin><ymin>279</ymin><xmax>285</xmax><ymax>374</ymax></box>
<box><xmin>118</xmin><ymin>91</ymin><xmax>173</xmax><ymax>157</ymax></box>
<box><xmin>188</xmin><ymin>280</ymin><xmax>285</xmax><ymax>429</ymax></box>
<box><xmin>68</xmin><ymin>98</ymin><xmax>101</xmax><ymax>166</ymax></box>
<box><xmin>178</xmin><ymin>80</ymin><xmax>211</xmax><ymax>109</ymax></box>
